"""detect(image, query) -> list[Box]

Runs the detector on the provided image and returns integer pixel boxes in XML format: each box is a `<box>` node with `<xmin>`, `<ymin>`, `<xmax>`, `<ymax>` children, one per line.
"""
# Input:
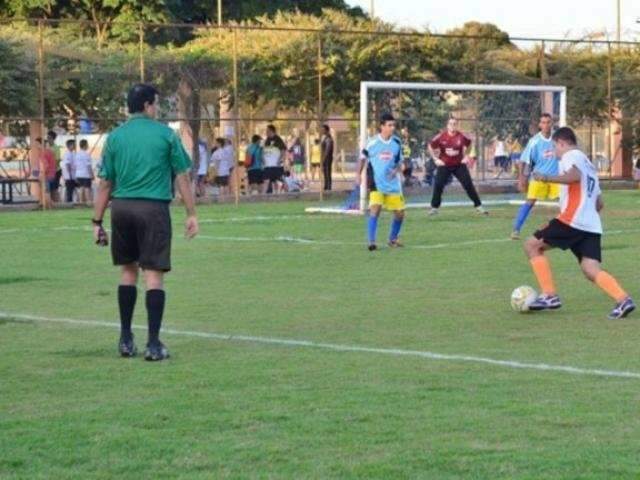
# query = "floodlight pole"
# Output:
<box><xmin>317</xmin><ymin>34</ymin><xmax>324</xmax><ymax>202</ymax></box>
<box><xmin>138</xmin><ymin>22</ymin><xmax>145</xmax><ymax>82</ymax></box>
<box><xmin>37</xmin><ymin>20</ymin><xmax>46</xmax><ymax>211</ymax></box>
<box><xmin>616</xmin><ymin>0</ymin><xmax>621</xmax><ymax>44</ymax></box>
<box><xmin>232</xmin><ymin>27</ymin><xmax>239</xmax><ymax>207</ymax></box>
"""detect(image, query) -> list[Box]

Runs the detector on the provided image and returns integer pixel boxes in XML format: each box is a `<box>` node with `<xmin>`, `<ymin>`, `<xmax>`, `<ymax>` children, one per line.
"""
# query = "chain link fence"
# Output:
<box><xmin>1</xmin><ymin>18</ymin><xmax>639</xmax><ymax>205</ymax></box>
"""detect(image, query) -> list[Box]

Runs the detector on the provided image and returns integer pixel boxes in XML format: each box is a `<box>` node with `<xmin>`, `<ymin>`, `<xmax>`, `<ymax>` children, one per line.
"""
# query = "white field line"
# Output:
<box><xmin>0</xmin><ymin>215</ymin><xmax>334</xmax><ymax>235</ymax></box>
<box><xmin>2</xmin><ymin>311</ymin><xmax>639</xmax><ymax>380</ymax></box>
<box><xmin>2</xmin><ymin>223</ymin><xmax>639</xmax><ymax>252</ymax></box>
<box><xmin>197</xmin><ymin>227</ymin><xmax>640</xmax><ymax>250</ymax></box>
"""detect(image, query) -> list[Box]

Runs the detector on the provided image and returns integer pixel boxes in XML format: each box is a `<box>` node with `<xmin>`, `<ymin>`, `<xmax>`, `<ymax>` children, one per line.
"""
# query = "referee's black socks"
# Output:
<box><xmin>146</xmin><ymin>289</ymin><xmax>166</xmax><ymax>345</ymax></box>
<box><xmin>118</xmin><ymin>285</ymin><xmax>137</xmax><ymax>339</ymax></box>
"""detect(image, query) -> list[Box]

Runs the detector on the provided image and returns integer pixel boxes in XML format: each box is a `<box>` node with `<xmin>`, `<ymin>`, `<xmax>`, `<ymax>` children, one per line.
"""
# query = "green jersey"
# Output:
<box><xmin>99</xmin><ymin>114</ymin><xmax>191</xmax><ymax>201</ymax></box>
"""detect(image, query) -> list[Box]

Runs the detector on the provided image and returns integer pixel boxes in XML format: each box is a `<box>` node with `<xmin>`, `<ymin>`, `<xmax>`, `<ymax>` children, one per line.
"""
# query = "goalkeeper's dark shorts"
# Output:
<box><xmin>110</xmin><ymin>198</ymin><xmax>172</xmax><ymax>272</ymax></box>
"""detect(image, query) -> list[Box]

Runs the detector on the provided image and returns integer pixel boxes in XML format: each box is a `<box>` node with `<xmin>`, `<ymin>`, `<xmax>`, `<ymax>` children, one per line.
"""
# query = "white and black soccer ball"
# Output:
<box><xmin>510</xmin><ymin>285</ymin><xmax>537</xmax><ymax>312</ymax></box>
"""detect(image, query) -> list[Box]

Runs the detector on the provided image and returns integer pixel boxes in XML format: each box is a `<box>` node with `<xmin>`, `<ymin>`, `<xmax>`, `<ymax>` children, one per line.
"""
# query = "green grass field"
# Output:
<box><xmin>2</xmin><ymin>191</ymin><xmax>640</xmax><ymax>479</ymax></box>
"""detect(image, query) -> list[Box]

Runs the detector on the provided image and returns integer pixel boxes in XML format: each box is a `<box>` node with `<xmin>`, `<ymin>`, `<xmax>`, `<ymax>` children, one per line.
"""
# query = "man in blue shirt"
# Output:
<box><xmin>511</xmin><ymin>113</ymin><xmax>560</xmax><ymax>239</ymax></box>
<box><xmin>356</xmin><ymin>113</ymin><xmax>405</xmax><ymax>251</ymax></box>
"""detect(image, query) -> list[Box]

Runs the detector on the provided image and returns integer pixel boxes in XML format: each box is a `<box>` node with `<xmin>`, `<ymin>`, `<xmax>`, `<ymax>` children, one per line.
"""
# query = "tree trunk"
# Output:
<box><xmin>177</xmin><ymin>79</ymin><xmax>197</xmax><ymax>173</ymax></box>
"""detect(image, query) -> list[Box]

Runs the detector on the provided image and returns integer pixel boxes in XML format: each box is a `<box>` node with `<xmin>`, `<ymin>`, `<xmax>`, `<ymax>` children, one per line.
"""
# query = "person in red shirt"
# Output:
<box><xmin>31</xmin><ymin>137</ymin><xmax>57</xmax><ymax>207</ymax></box>
<box><xmin>428</xmin><ymin>117</ymin><xmax>487</xmax><ymax>215</ymax></box>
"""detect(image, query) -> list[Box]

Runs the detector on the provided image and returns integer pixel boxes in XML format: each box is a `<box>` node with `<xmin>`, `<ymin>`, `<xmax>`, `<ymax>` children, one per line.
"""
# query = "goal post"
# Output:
<box><xmin>358</xmin><ymin>81</ymin><xmax>567</xmax><ymax>212</ymax></box>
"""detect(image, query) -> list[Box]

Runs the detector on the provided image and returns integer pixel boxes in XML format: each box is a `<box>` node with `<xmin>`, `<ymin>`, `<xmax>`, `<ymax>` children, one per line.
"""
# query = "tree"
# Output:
<box><xmin>1</xmin><ymin>0</ymin><xmax>169</xmax><ymax>47</ymax></box>
<box><xmin>166</xmin><ymin>0</ymin><xmax>365</xmax><ymax>23</ymax></box>
<box><xmin>0</xmin><ymin>39</ymin><xmax>37</xmax><ymax>118</ymax></box>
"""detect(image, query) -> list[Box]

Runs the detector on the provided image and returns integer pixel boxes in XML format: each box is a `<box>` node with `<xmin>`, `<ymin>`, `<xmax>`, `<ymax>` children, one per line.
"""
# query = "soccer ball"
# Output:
<box><xmin>510</xmin><ymin>285</ymin><xmax>537</xmax><ymax>312</ymax></box>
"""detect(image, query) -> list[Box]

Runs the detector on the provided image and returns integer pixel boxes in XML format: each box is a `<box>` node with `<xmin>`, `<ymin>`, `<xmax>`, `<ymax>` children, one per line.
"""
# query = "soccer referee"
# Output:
<box><xmin>92</xmin><ymin>84</ymin><xmax>199</xmax><ymax>361</ymax></box>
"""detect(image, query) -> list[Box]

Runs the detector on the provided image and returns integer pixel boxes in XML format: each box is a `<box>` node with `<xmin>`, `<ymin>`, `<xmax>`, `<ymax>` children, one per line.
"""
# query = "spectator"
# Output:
<box><xmin>509</xmin><ymin>137</ymin><xmax>523</xmax><ymax>175</ymax></box>
<box><xmin>310</xmin><ymin>138</ymin><xmax>321</xmax><ymax>181</ymax></box>
<box><xmin>47</xmin><ymin>130</ymin><xmax>61</xmax><ymax>202</ymax></box>
<box><xmin>75</xmin><ymin>139</ymin><xmax>94</xmax><ymax>203</ymax></box>
<box><xmin>493</xmin><ymin>137</ymin><xmax>509</xmax><ymax>179</ymax></box>
<box><xmin>245</xmin><ymin>134</ymin><xmax>264</xmax><ymax>194</ymax></box>
<box><xmin>196</xmin><ymin>139</ymin><xmax>209</xmax><ymax>198</ymax></box>
<box><xmin>210</xmin><ymin>138</ymin><xmax>233</xmax><ymax>196</ymax></box>
<box><xmin>263</xmin><ymin>124</ymin><xmax>286</xmax><ymax>194</ymax></box>
<box><xmin>283</xmin><ymin>170</ymin><xmax>305</xmax><ymax>192</ymax></box>
<box><xmin>400</xmin><ymin>127</ymin><xmax>420</xmax><ymax>187</ymax></box>
<box><xmin>321</xmin><ymin>124</ymin><xmax>334</xmax><ymax>191</ymax></box>
<box><xmin>222</xmin><ymin>138</ymin><xmax>236</xmax><ymax>193</ymax></box>
<box><xmin>288</xmin><ymin>135</ymin><xmax>306</xmax><ymax>179</ymax></box>
<box><xmin>61</xmin><ymin>139</ymin><xmax>77</xmax><ymax>203</ymax></box>
<box><xmin>30</xmin><ymin>137</ymin><xmax>56</xmax><ymax>208</ymax></box>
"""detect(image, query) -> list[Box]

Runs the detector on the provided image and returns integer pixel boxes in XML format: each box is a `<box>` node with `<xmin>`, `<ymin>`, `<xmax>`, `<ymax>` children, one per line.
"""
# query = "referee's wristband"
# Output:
<box><xmin>92</xmin><ymin>218</ymin><xmax>103</xmax><ymax>226</ymax></box>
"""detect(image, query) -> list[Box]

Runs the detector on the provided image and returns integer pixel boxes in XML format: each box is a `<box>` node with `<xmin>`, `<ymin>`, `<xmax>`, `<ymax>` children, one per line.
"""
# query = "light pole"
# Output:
<box><xmin>217</xmin><ymin>0</ymin><xmax>222</xmax><ymax>28</ymax></box>
<box><xmin>370</xmin><ymin>0</ymin><xmax>374</xmax><ymax>19</ymax></box>
<box><xmin>616</xmin><ymin>0</ymin><xmax>621</xmax><ymax>43</ymax></box>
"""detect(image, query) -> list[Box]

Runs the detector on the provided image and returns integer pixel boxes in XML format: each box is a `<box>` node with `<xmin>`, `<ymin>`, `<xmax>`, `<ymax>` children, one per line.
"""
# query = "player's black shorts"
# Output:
<box><xmin>494</xmin><ymin>155</ymin><xmax>508</xmax><ymax>168</ymax></box>
<box><xmin>534</xmin><ymin>219</ymin><xmax>601</xmax><ymax>262</ymax></box>
<box><xmin>264</xmin><ymin>167</ymin><xmax>284</xmax><ymax>182</ymax></box>
<box><xmin>215</xmin><ymin>175</ymin><xmax>229</xmax><ymax>187</ymax></box>
<box><xmin>76</xmin><ymin>178</ymin><xmax>92</xmax><ymax>188</ymax></box>
<box><xmin>248</xmin><ymin>169</ymin><xmax>264</xmax><ymax>185</ymax></box>
<box><xmin>110</xmin><ymin>199</ymin><xmax>172</xmax><ymax>272</ymax></box>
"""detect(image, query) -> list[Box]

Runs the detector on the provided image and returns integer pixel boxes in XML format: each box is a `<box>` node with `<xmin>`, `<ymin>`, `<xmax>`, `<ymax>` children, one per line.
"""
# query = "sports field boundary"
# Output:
<box><xmin>2</xmin><ymin>311</ymin><xmax>639</xmax><ymax>380</ymax></box>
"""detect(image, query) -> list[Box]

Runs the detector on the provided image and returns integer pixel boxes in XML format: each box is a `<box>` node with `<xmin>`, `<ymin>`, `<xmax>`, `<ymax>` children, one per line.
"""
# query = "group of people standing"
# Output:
<box><xmin>29</xmin><ymin>130</ymin><xmax>95</xmax><ymax>207</ymax></box>
<box><xmin>195</xmin><ymin>124</ymin><xmax>336</xmax><ymax>198</ymax></box>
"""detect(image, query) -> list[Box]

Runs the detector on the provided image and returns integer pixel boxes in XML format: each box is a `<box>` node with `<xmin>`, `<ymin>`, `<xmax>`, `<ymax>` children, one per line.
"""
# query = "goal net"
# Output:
<box><xmin>306</xmin><ymin>82</ymin><xmax>566</xmax><ymax>215</ymax></box>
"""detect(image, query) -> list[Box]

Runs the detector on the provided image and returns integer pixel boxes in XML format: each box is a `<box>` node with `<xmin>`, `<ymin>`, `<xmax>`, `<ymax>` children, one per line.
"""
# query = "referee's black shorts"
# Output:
<box><xmin>110</xmin><ymin>199</ymin><xmax>172</xmax><ymax>272</ymax></box>
<box><xmin>534</xmin><ymin>218</ymin><xmax>601</xmax><ymax>262</ymax></box>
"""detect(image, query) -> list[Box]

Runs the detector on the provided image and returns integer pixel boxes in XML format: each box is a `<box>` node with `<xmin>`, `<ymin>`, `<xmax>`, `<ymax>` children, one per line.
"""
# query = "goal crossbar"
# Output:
<box><xmin>359</xmin><ymin>81</ymin><xmax>567</xmax><ymax>151</ymax></box>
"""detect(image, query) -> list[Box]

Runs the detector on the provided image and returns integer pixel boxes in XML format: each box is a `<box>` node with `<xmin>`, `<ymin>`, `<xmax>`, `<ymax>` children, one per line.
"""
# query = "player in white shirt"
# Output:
<box><xmin>196</xmin><ymin>139</ymin><xmax>209</xmax><ymax>198</ymax></box>
<box><xmin>60</xmin><ymin>139</ymin><xmax>77</xmax><ymax>203</ymax></box>
<box><xmin>75</xmin><ymin>139</ymin><xmax>94</xmax><ymax>203</ymax></box>
<box><xmin>493</xmin><ymin>137</ymin><xmax>509</xmax><ymax>179</ymax></box>
<box><xmin>523</xmin><ymin>127</ymin><xmax>634</xmax><ymax>319</ymax></box>
<box><xmin>210</xmin><ymin>138</ymin><xmax>234</xmax><ymax>196</ymax></box>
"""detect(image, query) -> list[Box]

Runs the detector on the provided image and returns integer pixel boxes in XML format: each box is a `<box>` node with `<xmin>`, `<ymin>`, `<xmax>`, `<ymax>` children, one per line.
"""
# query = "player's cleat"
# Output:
<box><xmin>118</xmin><ymin>333</ymin><xmax>137</xmax><ymax>358</ymax></box>
<box><xmin>529</xmin><ymin>294</ymin><xmax>562</xmax><ymax>311</ymax></box>
<box><xmin>388</xmin><ymin>239</ymin><xmax>404</xmax><ymax>248</ymax></box>
<box><xmin>144</xmin><ymin>341</ymin><xmax>170</xmax><ymax>361</ymax></box>
<box><xmin>428</xmin><ymin>207</ymin><xmax>439</xmax><ymax>216</ymax></box>
<box><xmin>368</xmin><ymin>244</ymin><xmax>377</xmax><ymax>251</ymax></box>
<box><xmin>510</xmin><ymin>230</ymin><xmax>521</xmax><ymax>240</ymax></box>
<box><xmin>608</xmin><ymin>297</ymin><xmax>636</xmax><ymax>320</ymax></box>
<box><xmin>476</xmin><ymin>206</ymin><xmax>489</xmax><ymax>215</ymax></box>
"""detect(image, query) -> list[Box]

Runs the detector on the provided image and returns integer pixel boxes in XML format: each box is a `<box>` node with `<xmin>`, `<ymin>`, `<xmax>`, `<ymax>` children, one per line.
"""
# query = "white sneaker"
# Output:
<box><xmin>428</xmin><ymin>207</ymin><xmax>439</xmax><ymax>216</ymax></box>
<box><xmin>476</xmin><ymin>206</ymin><xmax>489</xmax><ymax>215</ymax></box>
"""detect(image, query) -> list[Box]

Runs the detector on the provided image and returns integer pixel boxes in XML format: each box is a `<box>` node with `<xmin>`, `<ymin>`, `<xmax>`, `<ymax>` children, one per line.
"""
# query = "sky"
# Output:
<box><xmin>347</xmin><ymin>0</ymin><xmax>640</xmax><ymax>42</ymax></box>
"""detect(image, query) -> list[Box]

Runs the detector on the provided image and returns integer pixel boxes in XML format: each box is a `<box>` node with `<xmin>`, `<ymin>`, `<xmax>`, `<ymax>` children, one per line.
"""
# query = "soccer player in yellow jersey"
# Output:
<box><xmin>511</xmin><ymin>114</ymin><xmax>559</xmax><ymax>239</ymax></box>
